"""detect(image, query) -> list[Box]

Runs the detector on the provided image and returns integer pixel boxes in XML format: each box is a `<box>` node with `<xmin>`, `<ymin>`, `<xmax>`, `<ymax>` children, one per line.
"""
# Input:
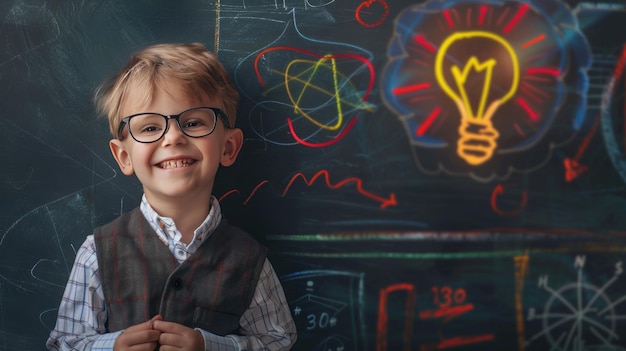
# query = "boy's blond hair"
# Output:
<box><xmin>95</xmin><ymin>42</ymin><xmax>239</xmax><ymax>138</ymax></box>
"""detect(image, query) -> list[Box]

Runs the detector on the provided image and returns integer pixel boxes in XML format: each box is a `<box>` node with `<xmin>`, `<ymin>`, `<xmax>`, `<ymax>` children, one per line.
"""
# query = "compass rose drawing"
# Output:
<box><xmin>524</xmin><ymin>255</ymin><xmax>626</xmax><ymax>350</ymax></box>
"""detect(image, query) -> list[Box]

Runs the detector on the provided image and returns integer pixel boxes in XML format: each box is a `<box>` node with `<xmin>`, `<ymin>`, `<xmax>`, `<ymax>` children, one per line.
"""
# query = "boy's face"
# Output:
<box><xmin>109</xmin><ymin>82</ymin><xmax>242</xmax><ymax>206</ymax></box>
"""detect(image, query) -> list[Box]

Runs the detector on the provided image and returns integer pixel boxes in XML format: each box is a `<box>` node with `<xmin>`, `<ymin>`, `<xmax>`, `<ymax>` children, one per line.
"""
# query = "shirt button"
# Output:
<box><xmin>171</xmin><ymin>278</ymin><xmax>183</xmax><ymax>290</ymax></box>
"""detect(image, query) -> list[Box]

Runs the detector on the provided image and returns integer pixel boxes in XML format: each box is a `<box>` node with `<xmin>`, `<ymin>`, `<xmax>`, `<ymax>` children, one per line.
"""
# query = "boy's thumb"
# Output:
<box><xmin>149</xmin><ymin>314</ymin><xmax>163</xmax><ymax>329</ymax></box>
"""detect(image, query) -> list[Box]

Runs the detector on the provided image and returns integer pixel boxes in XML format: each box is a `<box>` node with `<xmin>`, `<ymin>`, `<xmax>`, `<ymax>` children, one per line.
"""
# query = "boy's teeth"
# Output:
<box><xmin>160</xmin><ymin>159</ymin><xmax>192</xmax><ymax>169</ymax></box>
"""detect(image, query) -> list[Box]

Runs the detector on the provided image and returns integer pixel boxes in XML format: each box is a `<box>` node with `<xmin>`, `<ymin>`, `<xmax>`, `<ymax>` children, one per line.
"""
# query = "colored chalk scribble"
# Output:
<box><xmin>253</xmin><ymin>46</ymin><xmax>375</xmax><ymax>147</ymax></box>
<box><xmin>381</xmin><ymin>0</ymin><xmax>591</xmax><ymax>181</ymax></box>
<box><xmin>219</xmin><ymin>169</ymin><xmax>397</xmax><ymax>208</ymax></box>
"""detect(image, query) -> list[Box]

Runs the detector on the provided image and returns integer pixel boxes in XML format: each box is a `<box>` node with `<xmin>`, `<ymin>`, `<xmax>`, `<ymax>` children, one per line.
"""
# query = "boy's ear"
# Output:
<box><xmin>221</xmin><ymin>128</ymin><xmax>244</xmax><ymax>167</ymax></box>
<box><xmin>109</xmin><ymin>139</ymin><xmax>135</xmax><ymax>176</ymax></box>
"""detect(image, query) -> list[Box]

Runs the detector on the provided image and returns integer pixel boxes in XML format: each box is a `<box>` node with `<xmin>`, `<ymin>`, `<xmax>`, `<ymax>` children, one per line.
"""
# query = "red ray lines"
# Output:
<box><xmin>414</xmin><ymin>34</ymin><xmax>437</xmax><ymax>53</ymax></box>
<box><xmin>417</xmin><ymin>107</ymin><xmax>441</xmax><ymax>136</ymax></box>
<box><xmin>503</xmin><ymin>3</ymin><xmax>529</xmax><ymax>34</ymax></box>
<box><xmin>219</xmin><ymin>169</ymin><xmax>397</xmax><ymax>208</ymax></box>
<box><xmin>526</xmin><ymin>67</ymin><xmax>560</xmax><ymax>76</ymax></box>
<box><xmin>393</xmin><ymin>82</ymin><xmax>432</xmax><ymax>95</ymax></box>
<box><xmin>391</xmin><ymin>81</ymin><xmax>439</xmax><ymax>136</ymax></box>
<box><xmin>443</xmin><ymin>9</ymin><xmax>455</xmax><ymax>28</ymax></box>
<box><xmin>441</xmin><ymin>3</ymin><xmax>527</xmax><ymax>31</ymax></box>
<box><xmin>521</xmin><ymin>33</ymin><xmax>546</xmax><ymax>49</ymax></box>
<box><xmin>478</xmin><ymin>5</ymin><xmax>488</xmax><ymax>25</ymax></box>
<box><xmin>516</xmin><ymin>97</ymin><xmax>539</xmax><ymax>121</ymax></box>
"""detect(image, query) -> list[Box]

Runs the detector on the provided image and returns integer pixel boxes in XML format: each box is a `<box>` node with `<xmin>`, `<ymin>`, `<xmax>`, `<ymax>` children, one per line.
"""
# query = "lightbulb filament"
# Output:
<box><xmin>451</xmin><ymin>57</ymin><xmax>496</xmax><ymax>120</ymax></box>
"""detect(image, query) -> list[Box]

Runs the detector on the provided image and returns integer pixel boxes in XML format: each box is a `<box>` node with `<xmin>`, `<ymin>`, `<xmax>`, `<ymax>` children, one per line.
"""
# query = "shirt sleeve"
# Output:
<box><xmin>46</xmin><ymin>236</ymin><xmax>119</xmax><ymax>351</ymax></box>
<box><xmin>197</xmin><ymin>259</ymin><xmax>297</xmax><ymax>351</ymax></box>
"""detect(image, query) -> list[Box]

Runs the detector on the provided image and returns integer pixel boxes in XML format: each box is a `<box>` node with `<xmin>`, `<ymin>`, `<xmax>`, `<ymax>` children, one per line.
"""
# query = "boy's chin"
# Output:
<box><xmin>145</xmin><ymin>186</ymin><xmax>211</xmax><ymax>200</ymax></box>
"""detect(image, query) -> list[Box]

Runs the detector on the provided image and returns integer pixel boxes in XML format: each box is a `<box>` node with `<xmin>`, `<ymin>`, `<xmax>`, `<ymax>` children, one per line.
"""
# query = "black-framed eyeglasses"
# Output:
<box><xmin>117</xmin><ymin>107</ymin><xmax>231</xmax><ymax>143</ymax></box>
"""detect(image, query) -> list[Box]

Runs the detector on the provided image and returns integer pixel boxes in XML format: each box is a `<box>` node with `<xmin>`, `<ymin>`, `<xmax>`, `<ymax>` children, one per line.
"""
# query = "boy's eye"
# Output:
<box><xmin>130</xmin><ymin>114</ymin><xmax>165</xmax><ymax>135</ymax></box>
<box><xmin>139</xmin><ymin>125</ymin><xmax>162</xmax><ymax>133</ymax></box>
<box><xmin>182</xmin><ymin>120</ymin><xmax>205</xmax><ymax>129</ymax></box>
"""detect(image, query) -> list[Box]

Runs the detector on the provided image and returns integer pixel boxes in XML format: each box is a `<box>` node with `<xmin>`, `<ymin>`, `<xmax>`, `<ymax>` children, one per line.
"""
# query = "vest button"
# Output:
<box><xmin>171</xmin><ymin>278</ymin><xmax>183</xmax><ymax>290</ymax></box>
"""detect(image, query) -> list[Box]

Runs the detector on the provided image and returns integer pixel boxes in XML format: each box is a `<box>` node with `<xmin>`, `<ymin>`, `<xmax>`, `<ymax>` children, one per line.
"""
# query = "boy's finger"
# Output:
<box><xmin>115</xmin><ymin>328</ymin><xmax>161</xmax><ymax>350</ymax></box>
<box><xmin>126</xmin><ymin>318</ymin><xmax>159</xmax><ymax>332</ymax></box>
<box><xmin>152</xmin><ymin>319</ymin><xmax>178</xmax><ymax>333</ymax></box>
<box><xmin>149</xmin><ymin>314</ymin><xmax>163</xmax><ymax>328</ymax></box>
<box><xmin>128</xmin><ymin>329</ymin><xmax>162</xmax><ymax>343</ymax></box>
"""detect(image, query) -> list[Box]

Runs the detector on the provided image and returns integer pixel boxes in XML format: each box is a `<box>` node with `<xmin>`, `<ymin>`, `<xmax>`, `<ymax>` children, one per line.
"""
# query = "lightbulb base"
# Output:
<box><xmin>457</xmin><ymin>118</ymin><xmax>499</xmax><ymax>166</ymax></box>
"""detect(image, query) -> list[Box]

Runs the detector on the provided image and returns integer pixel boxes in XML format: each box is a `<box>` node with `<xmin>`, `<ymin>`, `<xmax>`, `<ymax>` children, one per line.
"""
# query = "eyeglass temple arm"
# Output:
<box><xmin>117</xmin><ymin>119</ymin><xmax>128</xmax><ymax>139</ymax></box>
<box><xmin>217</xmin><ymin>110</ymin><xmax>232</xmax><ymax>129</ymax></box>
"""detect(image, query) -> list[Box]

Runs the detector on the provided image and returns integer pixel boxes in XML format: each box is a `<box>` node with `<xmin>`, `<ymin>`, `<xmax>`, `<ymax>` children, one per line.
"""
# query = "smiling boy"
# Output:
<box><xmin>46</xmin><ymin>43</ymin><xmax>296</xmax><ymax>351</ymax></box>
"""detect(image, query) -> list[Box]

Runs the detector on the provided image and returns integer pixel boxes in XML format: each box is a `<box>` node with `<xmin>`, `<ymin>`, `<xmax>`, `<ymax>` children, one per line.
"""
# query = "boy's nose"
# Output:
<box><xmin>162</xmin><ymin>120</ymin><xmax>187</xmax><ymax>145</ymax></box>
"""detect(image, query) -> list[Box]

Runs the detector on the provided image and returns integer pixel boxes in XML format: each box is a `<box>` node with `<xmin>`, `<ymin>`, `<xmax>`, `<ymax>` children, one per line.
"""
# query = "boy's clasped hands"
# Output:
<box><xmin>114</xmin><ymin>315</ymin><xmax>204</xmax><ymax>351</ymax></box>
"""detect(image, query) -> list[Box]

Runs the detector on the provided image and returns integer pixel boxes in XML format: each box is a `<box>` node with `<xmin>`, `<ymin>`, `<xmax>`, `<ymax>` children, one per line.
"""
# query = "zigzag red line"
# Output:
<box><xmin>220</xmin><ymin>170</ymin><xmax>396</xmax><ymax>208</ymax></box>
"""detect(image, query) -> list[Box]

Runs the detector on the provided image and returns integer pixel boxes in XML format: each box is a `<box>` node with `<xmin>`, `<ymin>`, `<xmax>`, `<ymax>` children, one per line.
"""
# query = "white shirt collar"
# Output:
<box><xmin>139</xmin><ymin>194</ymin><xmax>223</xmax><ymax>256</ymax></box>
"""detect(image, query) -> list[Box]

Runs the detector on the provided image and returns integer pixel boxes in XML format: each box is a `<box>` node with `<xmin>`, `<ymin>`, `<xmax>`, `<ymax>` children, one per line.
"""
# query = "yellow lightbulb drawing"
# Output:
<box><xmin>435</xmin><ymin>31</ymin><xmax>520</xmax><ymax>165</ymax></box>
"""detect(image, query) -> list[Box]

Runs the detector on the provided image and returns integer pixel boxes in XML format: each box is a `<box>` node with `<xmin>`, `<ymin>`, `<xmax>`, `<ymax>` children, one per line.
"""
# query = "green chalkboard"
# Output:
<box><xmin>2</xmin><ymin>0</ymin><xmax>626</xmax><ymax>350</ymax></box>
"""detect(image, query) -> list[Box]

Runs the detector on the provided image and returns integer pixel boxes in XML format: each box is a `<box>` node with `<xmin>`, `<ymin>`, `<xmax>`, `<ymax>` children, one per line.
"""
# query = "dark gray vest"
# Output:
<box><xmin>94</xmin><ymin>208</ymin><xmax>267</xmax><ymax>336</ymax></box>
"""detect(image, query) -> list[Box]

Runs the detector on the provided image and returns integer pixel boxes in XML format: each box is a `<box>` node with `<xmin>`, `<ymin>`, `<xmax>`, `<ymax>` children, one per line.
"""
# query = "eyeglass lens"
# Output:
<box><xmin>128</xmin><ymin>108</ymin><xmax>217</xmax><ymax>143</ymax></box>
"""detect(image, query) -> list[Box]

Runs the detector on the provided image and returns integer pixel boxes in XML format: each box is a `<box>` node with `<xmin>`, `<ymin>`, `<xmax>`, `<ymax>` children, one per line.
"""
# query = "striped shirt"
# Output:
<box><xmin>46</xmin><ymin>195</ymin><xmax>296</xmax><ymax>351</ymax></box>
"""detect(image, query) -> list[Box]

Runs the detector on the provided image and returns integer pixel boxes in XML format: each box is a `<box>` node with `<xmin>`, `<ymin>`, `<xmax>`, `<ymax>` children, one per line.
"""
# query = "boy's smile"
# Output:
<box><xmin>158</xmin><ymin>158</ymin><xmax>195</xmax><ymax>169</ymax></box>
<box><xmin>157</xmin><ymin>156</ymin><xmax>196</xmax><ymax>169</ymax></box>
